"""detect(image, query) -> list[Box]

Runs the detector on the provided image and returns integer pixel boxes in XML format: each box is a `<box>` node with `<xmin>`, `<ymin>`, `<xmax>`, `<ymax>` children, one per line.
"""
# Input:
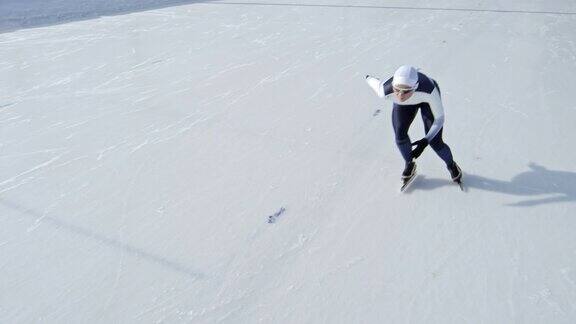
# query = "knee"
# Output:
<box><xmin>395</xmin><ymin>135</ymin><xmax>410</xmax><ymax>146</ymax></box>
<box><xmin>429</xmin><ymin>139</ymin><xmax>447</xmax><ymax>151</ymax></box>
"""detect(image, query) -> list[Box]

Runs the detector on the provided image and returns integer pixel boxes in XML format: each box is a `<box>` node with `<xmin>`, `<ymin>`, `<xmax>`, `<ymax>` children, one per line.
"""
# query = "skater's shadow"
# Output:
<box><xmin>417</xmin><ymin>162</ymin><xmax>576</xmax><ymax>207</ymax></box>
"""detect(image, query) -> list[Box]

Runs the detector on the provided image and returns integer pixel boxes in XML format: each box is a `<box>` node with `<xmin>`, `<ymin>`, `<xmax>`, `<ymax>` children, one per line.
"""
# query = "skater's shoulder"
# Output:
<box><xmin>415</xmin><ymin>72</ymin><xmax>435</xmax><ymax>94</ymax></box>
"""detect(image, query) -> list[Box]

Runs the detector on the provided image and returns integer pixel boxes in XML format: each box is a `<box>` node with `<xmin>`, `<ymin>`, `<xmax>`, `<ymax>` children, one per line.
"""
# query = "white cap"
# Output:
<box><xmin>392</xmin><ymin>65</ymin><xmax>419</xmax><ymax>89</ymax></box>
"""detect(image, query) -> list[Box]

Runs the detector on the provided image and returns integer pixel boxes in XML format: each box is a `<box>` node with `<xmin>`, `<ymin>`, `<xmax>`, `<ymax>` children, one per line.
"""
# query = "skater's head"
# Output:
<box><xmin>393</xmin><ymin>65</ymin><xmax>419</xmax><ymax>102</ymax></box>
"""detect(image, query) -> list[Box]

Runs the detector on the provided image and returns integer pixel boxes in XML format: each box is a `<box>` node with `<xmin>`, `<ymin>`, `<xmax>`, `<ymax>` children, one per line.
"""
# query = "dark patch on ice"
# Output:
<box><xmin>268</xmin><ymin>207</ymin><xmax>286</xmax><ymax>223</ymax></box>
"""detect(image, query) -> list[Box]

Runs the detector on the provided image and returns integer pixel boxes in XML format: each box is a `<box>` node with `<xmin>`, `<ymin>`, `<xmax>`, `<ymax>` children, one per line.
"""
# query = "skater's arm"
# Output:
<box><xmin>365</xmin><ymin>75</ymin><xmax>385</xmax><ymax>98</ymax></box>
<box><xmin>424</xmin><ymin>88</ymin><xmax>445</xmax><ymax>141</ymax></box>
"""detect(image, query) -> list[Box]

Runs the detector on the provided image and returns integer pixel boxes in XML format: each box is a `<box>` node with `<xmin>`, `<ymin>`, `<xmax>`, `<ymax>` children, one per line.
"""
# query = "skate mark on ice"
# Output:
<box><xmin>211</xmin><ymin>2</ymin><xmax>576</xmax><ymax>16</ymax></box>
<box><xmin>0</xmin><ymin>155</ymin><xmax>62</xmax><ymax>193</ymax></box>
<box><xmin>0</xmin><ymin>199</ymin><xmax>205</xmax><ymax>279</ymax></box>
<box><xmin>0</xmin><ymin>102</ymin><xmax>16</xmax><ymax>109</ymax></box>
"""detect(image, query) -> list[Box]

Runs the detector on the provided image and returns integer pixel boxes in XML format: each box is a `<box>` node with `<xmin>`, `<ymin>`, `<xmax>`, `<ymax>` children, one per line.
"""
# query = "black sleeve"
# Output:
<box><xmin>383</xmin><ymin>77</ymin><xmax>394</xmax><ymax>96</ymax></box>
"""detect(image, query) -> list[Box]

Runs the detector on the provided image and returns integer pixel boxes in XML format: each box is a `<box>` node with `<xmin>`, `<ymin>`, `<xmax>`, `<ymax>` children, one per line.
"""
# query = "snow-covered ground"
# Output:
<box><xmin>1</xmin><ymin>0</ymin><xmax>576</xmax><ymax>322</ymax></box>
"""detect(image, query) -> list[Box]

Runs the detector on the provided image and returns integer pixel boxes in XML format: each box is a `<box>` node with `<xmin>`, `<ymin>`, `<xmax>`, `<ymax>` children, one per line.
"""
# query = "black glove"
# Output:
<box><xmin>411</xmin><ymin>138</ymin><xmax>429</xmax><ymax>159</ymax></box>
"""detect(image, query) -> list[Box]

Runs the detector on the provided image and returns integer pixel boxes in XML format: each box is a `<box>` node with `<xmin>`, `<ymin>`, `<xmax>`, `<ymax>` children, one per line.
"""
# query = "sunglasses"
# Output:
<box><xmin>393</xmin><ymin>86</ymin><xmax>415</xmax><ymax>95</ymax></box>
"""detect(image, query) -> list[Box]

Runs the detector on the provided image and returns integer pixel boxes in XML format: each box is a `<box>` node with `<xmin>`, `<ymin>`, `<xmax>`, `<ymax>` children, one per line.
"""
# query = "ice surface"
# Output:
<box><xmin>1</xmin><ymin>0</ymin><xmax>576</xmax><ymax>323</ymax></box>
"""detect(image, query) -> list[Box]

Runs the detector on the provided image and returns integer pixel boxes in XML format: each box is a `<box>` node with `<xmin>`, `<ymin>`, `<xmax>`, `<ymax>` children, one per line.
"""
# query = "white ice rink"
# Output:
<box><xmin>1</xmin><ymin>0</ymin><xmax>576</xmax><ymax>322</ymax></box>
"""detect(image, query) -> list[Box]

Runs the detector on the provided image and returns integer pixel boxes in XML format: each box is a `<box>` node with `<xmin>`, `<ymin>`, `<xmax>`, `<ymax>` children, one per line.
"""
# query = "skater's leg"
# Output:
<box><xmin>428</xmin><ymin>129</ymin><xmax>455</xmax><ymax>165</ymax></box>
<box><xmin>420</xmin><ymin>104</ymin><xmax>455</xmax><ymax>166</ymax></box>
<box><xmin>392</xmin><ymin>104</ymin><xmax>418</xmax><ymax>163</ymax></box>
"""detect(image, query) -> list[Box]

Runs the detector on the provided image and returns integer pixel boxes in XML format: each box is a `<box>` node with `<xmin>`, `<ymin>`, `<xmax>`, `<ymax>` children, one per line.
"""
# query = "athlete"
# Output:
<box><xmin>365</xmin><ymin>65</ymin><xmax>462</xmax><ymax>183</ymax></box>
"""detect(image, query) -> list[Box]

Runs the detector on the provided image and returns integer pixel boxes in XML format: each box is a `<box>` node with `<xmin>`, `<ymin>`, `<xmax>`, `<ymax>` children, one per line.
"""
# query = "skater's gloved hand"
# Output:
<box><xmin>411</xmin><ymin>138</ymin><xmax>429</xmax><ymax>159</ymax></box>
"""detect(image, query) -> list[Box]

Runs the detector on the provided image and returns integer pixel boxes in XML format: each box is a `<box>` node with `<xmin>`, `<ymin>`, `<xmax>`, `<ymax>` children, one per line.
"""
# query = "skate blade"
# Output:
<box><xmin>400</xmin><ymin>173</ymin><xmax>418</xmax><ymax>193</ymax></box>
